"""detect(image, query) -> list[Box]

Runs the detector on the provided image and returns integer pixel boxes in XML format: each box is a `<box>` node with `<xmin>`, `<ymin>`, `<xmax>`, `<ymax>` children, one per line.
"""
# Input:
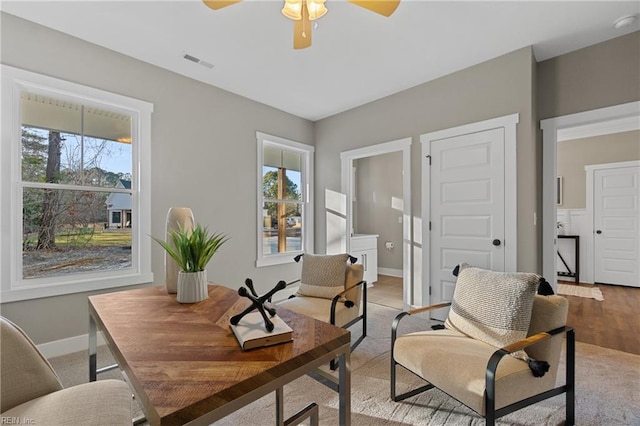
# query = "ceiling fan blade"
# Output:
<box><xmin>202</xmin><ymin>0</ymin><xmax>243</xmax><ymax>11</ymax></box>
<box><xmin>293</xmin><ymin>2</ymin><xmax>312</xmax><ymax>49</ymax></box>
<box><xmin>347</xmin><ymin>0</ymin><xmax>400</xmax><ymax>17</ymax></box>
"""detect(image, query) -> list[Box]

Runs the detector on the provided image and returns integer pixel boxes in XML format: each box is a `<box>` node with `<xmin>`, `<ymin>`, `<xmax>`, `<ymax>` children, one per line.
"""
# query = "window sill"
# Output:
<box><xmin>0</xmin><ymin>273</ymin><xmax>154</xmax><ymax>303</ymax></box>
<box><xmin>256</xmin><ymin>254</ymin><xmax>301</xmax><ymax>268</ymax></box>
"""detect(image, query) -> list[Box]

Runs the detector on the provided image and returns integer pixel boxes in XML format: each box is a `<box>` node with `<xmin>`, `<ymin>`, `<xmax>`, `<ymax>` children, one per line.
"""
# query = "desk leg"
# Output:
<box><xmin>275</xmin><ymin>387</ymin><xmax>284</xmax><ymax>426</ymax></box>
<box><xmin>339</xmin><ymin>349</ymin><xmax>351</xmax><ymax>426</ymax></box>
<box><xmin>89</xmin><ymin>315</ymin><xmax>97</xmax><ymax>382</ymax></box>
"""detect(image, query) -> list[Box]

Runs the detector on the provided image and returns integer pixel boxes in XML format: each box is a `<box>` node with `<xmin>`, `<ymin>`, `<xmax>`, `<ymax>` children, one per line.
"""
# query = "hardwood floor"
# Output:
<box><xmin>368</xmin><ymin>275</ymin><xmax>403</xmax><ymax>309</ymax></box>
<box><xmin>562</xmin><ymin>281</ymin><xmax>640</xmax><ymax>355</ymax></box>
<box><xmin>369</xmin><ymin>276</ymin><xmax>640</xmax><ymax>355</ymax></box>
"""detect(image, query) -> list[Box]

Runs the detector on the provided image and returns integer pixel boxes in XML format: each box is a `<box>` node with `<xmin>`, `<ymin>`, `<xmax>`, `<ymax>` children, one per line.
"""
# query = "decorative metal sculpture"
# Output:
<box><xmin>230</xmin><ymin>278</ymin><xmax>287</xmax><ymax>332</ymax></box>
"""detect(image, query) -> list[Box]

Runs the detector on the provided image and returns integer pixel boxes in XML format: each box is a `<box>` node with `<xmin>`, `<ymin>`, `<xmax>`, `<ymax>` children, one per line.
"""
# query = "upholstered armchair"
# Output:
<box><xmin>1</xmin><ymin>316</ymin><xmax>133</xmax><ymax>425</ymax></box>
<box><xmin>390</xmin><ymin>265</ymin><xmax>575</xmax><ymax>426</ymax></box>
<box><xmin>278</xmin><ymin>253</ymin><xmax>367</xmax><ymax>359</ymax></box>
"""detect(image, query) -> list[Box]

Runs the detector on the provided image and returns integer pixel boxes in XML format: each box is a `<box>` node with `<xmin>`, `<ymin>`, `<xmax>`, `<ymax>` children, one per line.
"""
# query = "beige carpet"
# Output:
<box><xmin>557</xmin><ymin>284</ymin><xmax>604</xmax><ymax>301</ymax></box>
<box><xmin>50</xmin><ymin>303</ymin><xmax>639</xmax><ymax>425</ymax></box>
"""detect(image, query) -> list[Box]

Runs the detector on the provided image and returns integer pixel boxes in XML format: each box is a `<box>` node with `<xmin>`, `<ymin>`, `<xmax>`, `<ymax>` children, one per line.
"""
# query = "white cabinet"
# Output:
<box><xmin>350</xmin><ymin>234</ymin><xmax>378</xmax><ymax>285</ymax></box>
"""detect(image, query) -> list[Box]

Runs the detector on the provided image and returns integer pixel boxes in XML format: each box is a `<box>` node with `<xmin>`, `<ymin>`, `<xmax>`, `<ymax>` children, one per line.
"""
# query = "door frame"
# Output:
<box><xmin>340</xmin><ymin>138</ymin><xmax>411</xmax><ymax>309</ymax></box>
<box><xmin>586</xmin><ymin>160</ymin><xmax>640</xmax><ymax>284</ymax></box>
<box><xmin>421</xmin><ymin>114</ymin><xmax>519</xmax><ymax>306</ymax></box>
<box><xmin>541</xmin><ymin>101</ymin><xmax>640</xmax><ymax>286</ymax></box>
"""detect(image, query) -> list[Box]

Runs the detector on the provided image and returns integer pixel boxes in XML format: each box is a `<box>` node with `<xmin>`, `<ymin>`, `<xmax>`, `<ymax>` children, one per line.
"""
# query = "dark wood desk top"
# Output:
<box><xmin>89</xmin><ymin>284</ymin><xmax>350</xmax><ymax>425</ymax></box>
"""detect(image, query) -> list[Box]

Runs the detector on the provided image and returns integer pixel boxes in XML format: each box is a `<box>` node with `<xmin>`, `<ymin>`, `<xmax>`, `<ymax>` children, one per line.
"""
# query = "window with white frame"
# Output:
<box><xmin>256</xmin><ymin>132</ymin><xmax>314</xmax><ymax>267</ymax></box>
<box><xmin>1</xmin><ymin>65</ymin><xmax>153</xmax><ymax>302</ymax></box>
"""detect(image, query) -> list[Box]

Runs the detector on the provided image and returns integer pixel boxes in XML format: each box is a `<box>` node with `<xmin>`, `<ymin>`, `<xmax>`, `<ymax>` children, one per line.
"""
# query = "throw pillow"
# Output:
<box><xmin>297</xmin><ymin>253</ymin><xmax>349</xmax><ymax>300</ymax></box>
<box><xmin>445</xmin><ymin>263</ymin><xmax>544</xmax><ymax>373</ymax></box>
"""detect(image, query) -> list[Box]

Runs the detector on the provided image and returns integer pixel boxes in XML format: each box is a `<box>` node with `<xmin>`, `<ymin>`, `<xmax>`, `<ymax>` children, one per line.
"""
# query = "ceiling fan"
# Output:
<box><xmin>202</xmin><ymin>0</ymin><xmax>400</xmax><ymax>49</ymax></box>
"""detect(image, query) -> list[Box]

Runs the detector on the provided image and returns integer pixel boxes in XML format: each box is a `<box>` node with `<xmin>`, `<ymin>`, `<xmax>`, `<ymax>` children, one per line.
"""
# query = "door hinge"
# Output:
<box><xmin>425</xmin><ymin>154</ymin><xmax>431</xmax><ymax>165</ymax></box>
<box><xmin>429</xmin><ymin>221</ymin><xmax>432</xmax><ymax>231</ymax></box>
<box><xmin>429</xmin><ymin>287</ymin><xmax>432</xmax><ymax>295</ymax></box>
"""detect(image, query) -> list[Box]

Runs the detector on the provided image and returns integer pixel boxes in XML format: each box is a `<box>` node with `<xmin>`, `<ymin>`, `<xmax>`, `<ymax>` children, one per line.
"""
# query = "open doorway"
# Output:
<box><xmin>541</xmin><ymin>101</ymin><xmax>640</xmax><ymax>288</ymax></box>
<box><xmin>340</xmin><ymin>138</ymin><xmax>411</xmax><ymax>310</ymax></box>
<box><xmin>353</xmin><ymin>151</ymin><xmax>403</xmax><ymax>309</ymax></box>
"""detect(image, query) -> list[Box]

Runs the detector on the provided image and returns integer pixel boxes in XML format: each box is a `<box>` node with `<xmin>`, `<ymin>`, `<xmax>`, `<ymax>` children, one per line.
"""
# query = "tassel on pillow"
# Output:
<box><xmin>537</xmin><ymin>278</ymin><xmax>555</xmax><ymax>295</ymax></box>
<box><xmin>527</xmin><ymin>358</ymin><xmax>551</xmax><ymax>377</ymax></box>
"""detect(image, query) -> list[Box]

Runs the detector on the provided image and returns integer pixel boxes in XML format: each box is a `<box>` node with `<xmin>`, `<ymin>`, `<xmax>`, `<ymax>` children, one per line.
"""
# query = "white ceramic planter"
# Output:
<box><xmin>177</xmin><ymin>270</ymin><xmax>208</xmax><ymax>303</ymax></box>
<box><xmin>165</xmin><ymin>207</ymin><xmax>195</xmax><ymax>294</ymax></box>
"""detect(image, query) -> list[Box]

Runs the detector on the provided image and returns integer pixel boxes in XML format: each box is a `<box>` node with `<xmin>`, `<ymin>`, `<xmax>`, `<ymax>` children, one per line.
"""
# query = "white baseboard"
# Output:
<box><xmin>378</xmin><ymin>267</ymin><xmax>402</xmax><ymax>278</ymax></box>
<box><xmin>37</xmin><ymin>332</ymin><xmax>106</xmax><ymax>359</ymax></box>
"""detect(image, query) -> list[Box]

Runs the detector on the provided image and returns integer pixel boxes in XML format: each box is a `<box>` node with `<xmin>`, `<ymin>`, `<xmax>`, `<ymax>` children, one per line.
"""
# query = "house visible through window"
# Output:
<box><xmin>20</xmin><ymin>94</ymin><xmax>134</xmax><ymax>279</ymax></box>
<box><xmin>257</xmin><ymin>133</ymin><xmax>314</xmax><ymax>267</ymax></box>
<box><xmin>1</xmin><ymin>65</ymin><xmax>153</xmax><ymax>302</ymax></box>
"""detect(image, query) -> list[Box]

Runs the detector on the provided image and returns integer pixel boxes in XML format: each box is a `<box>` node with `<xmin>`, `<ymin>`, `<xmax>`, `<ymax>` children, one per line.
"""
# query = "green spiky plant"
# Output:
<box><xmin>153</xmin><ymin>223</ymin><xmax>228</xmax><ymax>273</ymax></box>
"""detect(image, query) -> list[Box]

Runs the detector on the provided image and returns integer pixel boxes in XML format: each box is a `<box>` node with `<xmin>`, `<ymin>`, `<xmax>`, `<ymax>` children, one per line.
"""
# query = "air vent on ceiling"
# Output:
<box><xmin>182</xmin><ymin>53</ymin><xmax>214</xmax><ymax>69</ymax></box>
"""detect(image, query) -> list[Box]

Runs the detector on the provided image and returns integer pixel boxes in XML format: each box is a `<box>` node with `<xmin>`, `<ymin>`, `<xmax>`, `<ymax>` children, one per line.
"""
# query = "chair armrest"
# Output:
<box><xmin>485</xmin><ymin>326</ymin><xmax>574</xmax><ymax>405</ymax></box>
<box><xmin>489</xmin><ymin>325</ymin><xmax>571</xmax><ymax>362</ymax></box>
<box><xmin>330</xmin><ymin>280</ymin><xmax>366</xmax><ymax>324</ymax></box>
<box><xmin>286</xmin><ymin>279</ymin><xmax>301</xmax><ymax>287</ymax></box>
<box><xmin>391</xmin><ymin>302</ymin><xmax>452</xmax><ymax>348</ymax></box>
<box><xmin>405</xmin><ymin>302</ymin><xmax>453</xmax><ymax>316</ymax></box>
<box><xmin>500</xmin><ymin>326</ymin><xmax>568</xmax><ymax>354</ymax></box>
<box><xmin>333</xmin><ymin>280</ymin><xmax>366</xmax><ymax>301</ymax></box>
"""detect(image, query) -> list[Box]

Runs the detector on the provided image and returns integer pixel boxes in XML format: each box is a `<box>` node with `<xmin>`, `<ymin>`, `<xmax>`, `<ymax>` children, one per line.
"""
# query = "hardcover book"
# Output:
<box><xmin>230</xmin><ymin>311</ymin><xmax>293</xmax><ymax>350</ymax></box>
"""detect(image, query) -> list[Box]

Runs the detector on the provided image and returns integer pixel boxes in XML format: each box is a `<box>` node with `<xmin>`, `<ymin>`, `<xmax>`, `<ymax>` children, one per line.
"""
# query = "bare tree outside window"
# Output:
<box><xmin>20</xmin><ymin>93</ymin><xmax>134</xmax><ymax>280</ymax></box>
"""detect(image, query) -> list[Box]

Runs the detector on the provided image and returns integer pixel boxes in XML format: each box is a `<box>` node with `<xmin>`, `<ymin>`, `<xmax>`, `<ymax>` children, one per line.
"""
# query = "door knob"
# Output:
<box><xmin>596</xmin><ymin>230</ymin><xmax>602</xmax><ymax>234</ymax></box>
<box><xmin>492</xmin><ymin>239</ymin><xmax>501</xmax><ymax>247</ymax></box>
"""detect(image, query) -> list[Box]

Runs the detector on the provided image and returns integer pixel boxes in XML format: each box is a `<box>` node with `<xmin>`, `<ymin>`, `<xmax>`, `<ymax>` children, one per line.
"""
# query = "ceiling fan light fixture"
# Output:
<box><xmin>306</xmin><ymin>0</ymin><xmax>327</xmax><ymax>20</ymax></box>
<box><xmin>282</xmin><ymin>0</ymin><xmax>302</xmax><ymax>20</ymax></box>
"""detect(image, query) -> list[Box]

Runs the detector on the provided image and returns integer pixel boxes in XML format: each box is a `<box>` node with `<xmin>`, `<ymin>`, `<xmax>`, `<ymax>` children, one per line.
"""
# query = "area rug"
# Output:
<box><xmin>50</xmin><ymin>303</ymin><xmax>638</xmax><ymax>425</ymax></box>
<box><xmin>557</xmin><ymin>284</ymin><xmax>604</xmax><ymax>301</ymax></box>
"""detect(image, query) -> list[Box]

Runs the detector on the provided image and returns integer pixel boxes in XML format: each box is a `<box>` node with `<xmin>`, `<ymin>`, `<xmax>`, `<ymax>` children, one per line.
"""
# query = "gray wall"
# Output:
<box><xmin>558</xmin><ymin>130</ymin><xmax>640</xmax><ymax>209</ymax></box>
<box><xmin>0</xmin><ymin>12</ymin><xmax>315</xmax><ymax>344</ymax></box>
<box><xmin>354</xmin><ymin>152</ymin><xmax>403</xmax><ymax>271</ymax></box>
<box><xmin>538</xmin><ymin>31</ymin><xmax>640</xmax><ymax>120</ymax></box>
<box><xmin>315</xmin><ymin>46</ymin><xmax>539</xmax><ymax>289</ymax></box>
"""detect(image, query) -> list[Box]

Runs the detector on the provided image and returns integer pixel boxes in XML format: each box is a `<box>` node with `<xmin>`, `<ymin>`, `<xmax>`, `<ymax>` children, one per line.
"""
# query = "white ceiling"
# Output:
<box><xmin>2</xmin><ymin>1</ymin><xmax>639</xmax><ymax>121</ymax></box>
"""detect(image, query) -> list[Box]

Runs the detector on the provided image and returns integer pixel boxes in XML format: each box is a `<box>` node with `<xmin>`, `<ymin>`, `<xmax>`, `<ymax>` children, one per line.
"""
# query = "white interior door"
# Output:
<box><xmin>428</xmin><ymin>128</ymin><xmax>506</xmax><ymax>320</ymax></box>
<box><xmin>594</xmin><ymin>164</ymin><xmax>640</xmax><ymax>287</ymax></box>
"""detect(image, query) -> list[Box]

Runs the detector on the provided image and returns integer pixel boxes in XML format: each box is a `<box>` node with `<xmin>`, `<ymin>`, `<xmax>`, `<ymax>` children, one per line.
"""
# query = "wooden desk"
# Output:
<box><xmin>88</xmin><ymin>285</ymin><xmax>351</xmax><ymax>425</ymax></box>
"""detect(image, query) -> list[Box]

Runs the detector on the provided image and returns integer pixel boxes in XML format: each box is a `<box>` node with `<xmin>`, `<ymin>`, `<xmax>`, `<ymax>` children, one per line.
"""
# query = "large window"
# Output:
<box><xmin>1</xmin><ymin>65</ymin><xmax>153</xmax><ymax>302</ymax></box>
<box><xmin>256</xmin><ymin>132</ymin><xmax>313</xmax><ymax>267</ymax></box>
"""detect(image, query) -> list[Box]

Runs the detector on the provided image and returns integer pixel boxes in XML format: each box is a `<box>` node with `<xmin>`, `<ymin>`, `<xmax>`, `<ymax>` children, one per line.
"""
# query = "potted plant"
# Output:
<box><xmin>153</xmin><ymin>223</ymin><xmax>228</xmax><ymax>303</ymax></box>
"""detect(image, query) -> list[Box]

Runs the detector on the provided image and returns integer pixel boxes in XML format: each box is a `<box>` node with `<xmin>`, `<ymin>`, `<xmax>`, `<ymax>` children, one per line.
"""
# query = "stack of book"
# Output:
<box><xmin>230</xmin><ymin>311</ymin><xmax>293</xmax><ymax>350</ymax></box>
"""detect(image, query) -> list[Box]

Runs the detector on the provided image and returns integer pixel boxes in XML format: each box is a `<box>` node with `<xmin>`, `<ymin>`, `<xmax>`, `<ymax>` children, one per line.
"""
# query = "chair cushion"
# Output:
<box><xmin>278</xmin><ymin>296</ymin><xmax>360</xmax><ymax>327</ymax></box>
<box><xmin>297</xmin><ymin>253</ymin><xmax>349</xmax><ymax>300</ymax></box>
<box><xmin>444</xmin><ymin>264</ymin><xmax>539</xmax><ymax>360</ymax></box>
<box><xmin>1</xmin><ymin>379</ymin><xmax>132</xmax><ymax>426</ymax></box>
<box><xmin>394</xmin><ymin>329</ymin><xmax>557</xmax><ymax>415</ymax></box>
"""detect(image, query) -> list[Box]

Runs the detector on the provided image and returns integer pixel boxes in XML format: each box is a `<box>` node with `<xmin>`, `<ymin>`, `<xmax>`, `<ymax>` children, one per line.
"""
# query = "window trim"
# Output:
<box><xmin>256</xmin><ymin>132</ymin><xmax>314</xmax><ymax>267</ymax></box>
<box><xmin>1</xmin><ymin>65</ymin><xmax>154</xmax><ymax>302</ymax></box>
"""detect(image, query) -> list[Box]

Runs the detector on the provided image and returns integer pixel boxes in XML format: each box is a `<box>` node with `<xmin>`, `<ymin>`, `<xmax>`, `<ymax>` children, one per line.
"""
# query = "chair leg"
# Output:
<box><xmin>390</xmin><ymin>356</ymin><xmax>434</xmax><ymax>402</ymax></box>
<box><xmin>390</xmin><ymin>356</ymin><xmax>398</xmax><ymax>401</ymax></box>
<box><xmin>331</xmin><ymin>291</ymin><xmax>367</xmax><ymax>371</ymax></box>
<box><xmin>485</xmin><ymin>411</ymin><xmax>495</xmax><ymax>426</ymax></box>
